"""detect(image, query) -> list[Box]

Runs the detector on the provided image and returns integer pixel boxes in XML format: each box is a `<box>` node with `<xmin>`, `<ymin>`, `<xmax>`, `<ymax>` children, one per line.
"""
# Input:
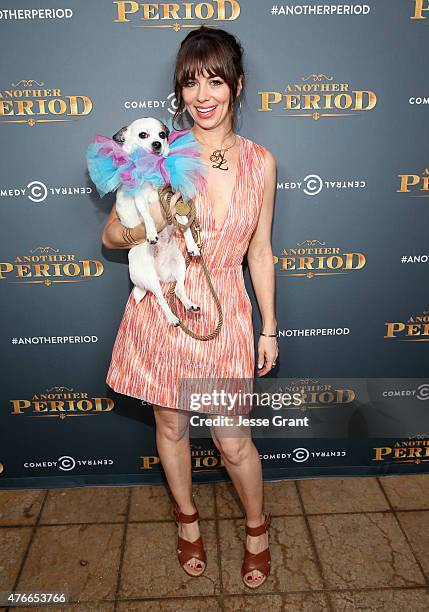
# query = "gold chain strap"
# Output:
<box><xmin>157</xmin><ymin>185</ymin><xmax>223</xmax><ymax>341</ymax></box>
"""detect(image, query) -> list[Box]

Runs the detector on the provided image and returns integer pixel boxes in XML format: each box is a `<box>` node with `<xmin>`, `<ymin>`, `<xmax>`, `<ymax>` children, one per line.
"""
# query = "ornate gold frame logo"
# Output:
<box><xmin>259</xmin><ymin>74</ymin><xmax>377</xmax><ymax>120</ymax></box>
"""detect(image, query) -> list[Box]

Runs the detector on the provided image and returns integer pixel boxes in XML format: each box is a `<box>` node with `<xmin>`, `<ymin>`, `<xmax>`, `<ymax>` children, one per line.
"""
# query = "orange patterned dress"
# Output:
<box><xmin>106</xmin><ymin>133</ymin><xmax>266</xmax><ymax>414</ymax></box>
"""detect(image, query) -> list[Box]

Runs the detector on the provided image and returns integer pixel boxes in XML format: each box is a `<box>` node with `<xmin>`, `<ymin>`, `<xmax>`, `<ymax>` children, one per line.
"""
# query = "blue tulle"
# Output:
<box><xmin>86</xmin><ymin>115</ymin><xmax>206</xmax><ymax>200</ymax></box>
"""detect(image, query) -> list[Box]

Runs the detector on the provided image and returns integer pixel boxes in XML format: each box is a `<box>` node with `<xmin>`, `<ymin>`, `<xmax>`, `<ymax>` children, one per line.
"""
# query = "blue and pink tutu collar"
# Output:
<box><xmin>86</xmin><ymin>117</ymin><xmax>207</xmax><ymax>201</ymax></box>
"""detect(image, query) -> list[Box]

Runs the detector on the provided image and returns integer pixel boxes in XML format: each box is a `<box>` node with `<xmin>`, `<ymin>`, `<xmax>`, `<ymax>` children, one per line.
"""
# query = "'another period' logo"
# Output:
<box><xmin>0</xmin><ymin>247</ymin><xmax>104</xmax><ymax>286</ymax></box>
<box><xmin>113</xmin><ymin>0</ymin><xmax>240</xmax><ymax>30</ymax></box>
<box><xmin>0</xmin><ymin>80</ymin><xmax>92</xmax><ymax>126</ymax></box>
<box><xmin>259</xmin><ymin>74</ymin><xmax>377</xmax><ymax>120</ymax></box>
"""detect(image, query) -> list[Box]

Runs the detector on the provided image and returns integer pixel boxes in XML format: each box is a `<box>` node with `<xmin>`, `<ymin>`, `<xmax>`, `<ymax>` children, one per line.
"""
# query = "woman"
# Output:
<box><xmin>102</xmin><ymin>26</ymin><xmax>278</xmax><ymax>589</ymax></box>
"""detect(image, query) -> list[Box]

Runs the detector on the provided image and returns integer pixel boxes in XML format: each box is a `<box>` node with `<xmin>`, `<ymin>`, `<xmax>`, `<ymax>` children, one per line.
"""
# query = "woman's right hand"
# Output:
<box><xmin>102</xmin><ymin>190</ymin><xmax>183</xmax><ymax>249</ymax></box>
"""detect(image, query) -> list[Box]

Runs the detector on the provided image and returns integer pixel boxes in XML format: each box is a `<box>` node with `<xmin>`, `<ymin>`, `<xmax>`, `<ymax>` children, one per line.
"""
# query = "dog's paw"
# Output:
<box><xmin>167</xmin><ymin>314</ymin><xmax>181</xmax><ymax>327</ymax></box>
<box><xmin>148</xmin><ymin>235</ymin><xmax>159</xmax><ymax>244</ymax></box>
<box><xmin>189</xmin><ymin>248</ymin><xmax>201</xmax><ymax>257</ymax></box>
<box><xmin>188</xmin><ymin>304</ymin><xmax>201</xmax><ymax>312</ymax></box>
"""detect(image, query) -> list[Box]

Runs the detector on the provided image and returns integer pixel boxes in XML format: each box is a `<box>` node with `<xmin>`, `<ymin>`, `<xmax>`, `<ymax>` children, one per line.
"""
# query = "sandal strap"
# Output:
<box><xmin>177</xmin><ymin>535</ymin><xmax>207</xmax><ymax>565</ymax></box>
<box><xmin>173</xmin><ymin>502</ymin><xmax>199</xmax><ymax>524</ymax></box>
<box><xmin>245</xmin><ymin>512</ymin><xmax>272</xmax><ymax>536</ymax></box>
<box><xmin>242</xmin><ymin>547</ymin><xmax>271</xmax><ymax>577</ymax></box>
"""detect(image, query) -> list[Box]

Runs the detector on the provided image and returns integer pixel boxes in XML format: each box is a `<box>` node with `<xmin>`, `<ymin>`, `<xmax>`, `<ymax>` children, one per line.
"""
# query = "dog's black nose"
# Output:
<box><xmin>152</xmin><ymin>141</ymin><xmax>162</xmax><ymax>151</ymax></box>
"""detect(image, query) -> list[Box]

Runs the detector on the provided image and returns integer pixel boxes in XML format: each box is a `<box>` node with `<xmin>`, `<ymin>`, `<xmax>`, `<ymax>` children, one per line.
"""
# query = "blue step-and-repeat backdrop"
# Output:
<box><xmin>1</xmin><ymin>1</ymin><xmax>428</xmax><ymax>488</ymax></box>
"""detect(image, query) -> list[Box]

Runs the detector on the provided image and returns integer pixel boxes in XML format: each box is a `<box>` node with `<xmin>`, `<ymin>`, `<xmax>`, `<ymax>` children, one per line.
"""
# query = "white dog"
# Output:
<box><xmin>112</xmin><ymin>117</ymin><xmax>201</xmax><ymax>326</ymax></box>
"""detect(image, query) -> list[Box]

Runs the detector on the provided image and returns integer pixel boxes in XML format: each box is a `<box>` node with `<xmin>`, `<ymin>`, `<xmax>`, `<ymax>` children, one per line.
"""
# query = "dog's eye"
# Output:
<box><xmin>138</xmin><ymin>132</ymin><xmax>149</xmax><ymax>139</ymax></box>
<box><xmin>159</xmin><ymin>132</ymin><xmax>167</xmax><ymax>140</ymax></box>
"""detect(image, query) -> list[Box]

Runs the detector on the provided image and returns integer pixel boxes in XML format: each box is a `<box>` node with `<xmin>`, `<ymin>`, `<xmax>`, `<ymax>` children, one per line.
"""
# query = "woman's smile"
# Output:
<box><xmin>195</xmin><ymin>104</ymin><xmax>217</xmax><ymax>119</ymax></box>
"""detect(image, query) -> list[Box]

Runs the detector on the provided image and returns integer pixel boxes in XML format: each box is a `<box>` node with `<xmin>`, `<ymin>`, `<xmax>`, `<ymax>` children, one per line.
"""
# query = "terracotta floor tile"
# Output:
<box><xmin>119</xmin><ymin>520</ymin><xmax>220</xmax><ymax>598</ymax></box>
<box><xmin>298</xmin><ymin>477</ymin><xmax>389</xmax><ymax>514</ymax></box>
<box><xmin>223</xmin><ymin>594</ymin><xmax>283</xmax><ymax>611</ymax></box>
<box><xmin>331</xmin><ymin>587</ymin><xmax>429</xmax><ymax>610</ymax></box>
<box><xmin>0</xmin><ymin>489</ymin><xmax>45</xmax><ymax>525</ymax></box>
<box><xmin>0</xmin><ymin>527</ymin><xmax>33</xmax><ymax>590</ymax></box>
<box><xmin>129</xmin><ymin>482</ymin><xmax>215</xmax><ymax>522</ymax></box>
<box><xmin>15</xmin><ymin>524</ymin><xmax>123</xmax><ymax>601</ymax></box>
<box><xmin>379</xmin><ymin>474</ymin><xmax>429</xmax><ymax>510</ymax></box>
<box><xmin>3</xmin><ymin>481</ymin><xmax>429</xmax><ymax>608</ymax></box>
<box><xmin>116</xmin><ymin>597</ymin><xmax>222</xmax><ymax>611</ymax></box>
<box><xmin>397</xmin><ymin>511</ymin><xmax>429</xmax><ymax>576</ymax></box>
<box><xmin>309</xmin><ymin>513</ymin><xmax>426</xmax><ymax>589</ymax></box>
<box><xmin>215</xmin><ymin>480</ymin><xmax>301</xmax><ymax>518</ymax></box>
<box><xmin>40</xmin><ymin>487</ymin><xmax>129</xmax><ymax>524</ymax></box>
<box><xmin>223</xmin><ymin>592</ymin><xmax>330</xmax><ymax>611</ymax></box>
<box><xmin>218</xmin><ymin>516</ymin><xmax>323</xmax><ymax>594</ymax></box>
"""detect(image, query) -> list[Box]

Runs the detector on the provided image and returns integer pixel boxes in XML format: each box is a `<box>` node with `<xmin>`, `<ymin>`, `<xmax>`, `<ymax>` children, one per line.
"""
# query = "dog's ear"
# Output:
<box><xmin>160</xmin><ymin>122</ymin><xmax>170</xmax><ymax>139</ymax></box>
<box><xmin>112</xmin><ymin>126</ymin><xmax>128</xmax><ymax>144</ymax></box>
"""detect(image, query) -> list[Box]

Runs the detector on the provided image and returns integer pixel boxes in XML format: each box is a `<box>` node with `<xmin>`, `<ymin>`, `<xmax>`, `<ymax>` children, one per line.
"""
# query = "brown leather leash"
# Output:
<box><xmin>157</xmin><ymin>184</ymin><xmax>223</xmax><ymax>341</ymax></box>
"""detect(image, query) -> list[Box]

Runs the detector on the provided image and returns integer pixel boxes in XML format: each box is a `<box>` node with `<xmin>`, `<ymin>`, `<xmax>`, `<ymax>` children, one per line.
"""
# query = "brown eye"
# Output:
<box><xmin>138</xmin><ymin>131</ymin><xmax>149</xmax><ymax>139</ymax></box>
<box><xmin>159</xmin><ymin>132</ymin><xmax>167</xmax><ymax>140</ymax></box>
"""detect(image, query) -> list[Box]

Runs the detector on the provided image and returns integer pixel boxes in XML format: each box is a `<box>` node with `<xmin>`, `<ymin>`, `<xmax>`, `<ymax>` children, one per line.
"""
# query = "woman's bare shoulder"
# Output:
<box><xmin>240</xmin><ymin>134</ymin><xmax>276</xmax><ymax>166</ymax></box>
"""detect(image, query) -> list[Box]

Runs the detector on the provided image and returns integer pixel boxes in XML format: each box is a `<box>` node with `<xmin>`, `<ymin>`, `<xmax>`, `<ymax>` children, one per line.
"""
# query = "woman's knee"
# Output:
<box><xmin>211</xmin><ymin>433</ymin><xmax>252</xmax><ymax>465</ymax></box>
<box><xmin>153</xmin><ymin>404</ymin><xmax>190</xmax><ymax>442</ymax></box>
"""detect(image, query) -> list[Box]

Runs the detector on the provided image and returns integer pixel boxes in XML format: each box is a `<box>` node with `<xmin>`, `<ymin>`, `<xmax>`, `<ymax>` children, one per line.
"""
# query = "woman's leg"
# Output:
<box><xmin>210</xmin><ymin>419</ymin><xmax>268</xmax><ymax>585</ymax></box>
<box><xmin>153</xmin><ymin>404</ymin><xmax>205</xmax><ymax>573</ymax></box>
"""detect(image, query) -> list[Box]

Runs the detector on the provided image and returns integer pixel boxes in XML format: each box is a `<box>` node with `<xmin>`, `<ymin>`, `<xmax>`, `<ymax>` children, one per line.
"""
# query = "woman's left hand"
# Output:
<box><xmin>256</xmin><ymin>336</ymin><xmax>279</xmax><ymax>376</ymax></box>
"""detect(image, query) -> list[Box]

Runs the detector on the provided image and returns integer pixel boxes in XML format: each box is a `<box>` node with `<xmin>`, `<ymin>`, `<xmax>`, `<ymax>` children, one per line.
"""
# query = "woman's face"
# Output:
<box><xmin>181</xmin><ymin>69</ymin><xmax>240</xmax><ymax>130</ymax></box>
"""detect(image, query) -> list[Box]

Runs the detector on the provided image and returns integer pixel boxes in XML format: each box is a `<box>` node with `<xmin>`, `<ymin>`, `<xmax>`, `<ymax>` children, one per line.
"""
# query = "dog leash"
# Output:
<box><xmin>157</xmin><ymin>184</ymin><xmax>223</xmax><ymax>341</ymax></box>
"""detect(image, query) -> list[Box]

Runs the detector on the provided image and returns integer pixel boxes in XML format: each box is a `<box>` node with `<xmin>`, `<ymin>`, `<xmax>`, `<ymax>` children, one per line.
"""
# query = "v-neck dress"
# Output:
<box><xmin>105</xmin><ymin>133</ymin><xmax>267</xmax><ymax>415</ymax></box>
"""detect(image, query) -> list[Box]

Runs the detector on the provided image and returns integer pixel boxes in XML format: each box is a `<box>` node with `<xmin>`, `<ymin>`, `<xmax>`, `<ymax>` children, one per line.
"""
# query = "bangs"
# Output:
<box><xmin>172</xmin><ymin>26</ymin><xmax>244</xmax><ymax>129</ymax></box>
<box><xmin>176</xmin><ymin>37</ymin><xmax>234</xmax><ymax>87</ymax></box>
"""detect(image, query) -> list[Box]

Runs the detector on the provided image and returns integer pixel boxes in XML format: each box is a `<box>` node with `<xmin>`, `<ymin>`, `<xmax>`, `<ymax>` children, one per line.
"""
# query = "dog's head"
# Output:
<box><xmin>112</xmin><ymin>117</ymin><xmax>170</xmax><ymax>157</ymax></box>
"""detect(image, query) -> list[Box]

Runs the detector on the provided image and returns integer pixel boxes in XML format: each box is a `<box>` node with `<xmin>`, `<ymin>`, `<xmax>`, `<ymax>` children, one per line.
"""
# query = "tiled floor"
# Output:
<box><xmin>1</xmin><ymin>475</ymin><xmax>429</xmax><ymax>611</ymax></box>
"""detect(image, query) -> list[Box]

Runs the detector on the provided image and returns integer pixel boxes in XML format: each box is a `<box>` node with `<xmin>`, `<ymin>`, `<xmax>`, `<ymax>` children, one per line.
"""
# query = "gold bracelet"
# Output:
<box><xmin>122</xmin><ymin>226</ymin><xmax>131</xmax><ymax>244</ymax></box>
<box><xmin>122</xmin><ymin>226</ymin><xmax>140</xmax><ymax>246</ymax></box>
<box><xmin>128</xmin><ymin>227</ymin><xmax>140</xmax><ymax>245</ymax></box>
<box><xmin>260</xmin><ymin>332</ymin><xmax>277</xmax><ymax>337</ymax></box>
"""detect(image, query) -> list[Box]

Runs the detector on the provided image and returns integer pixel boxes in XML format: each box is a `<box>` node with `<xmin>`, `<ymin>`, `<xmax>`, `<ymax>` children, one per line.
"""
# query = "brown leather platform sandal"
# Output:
<box><xmin>173</xmin><ymin>501</ymin><xmax>207</xmax><ymax>577</ymax></box>
<box><xmin>241</xmin><ymin>512</ymin><xmax>272</xmax><ymax>589</ymax></box>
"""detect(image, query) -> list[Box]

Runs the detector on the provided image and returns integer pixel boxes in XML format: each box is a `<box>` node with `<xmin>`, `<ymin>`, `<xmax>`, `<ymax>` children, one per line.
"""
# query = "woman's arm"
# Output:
<box><xmin>101</xmin><ymin>192</ymin><xmax>181</xmax><ymax>250</ymax></box>
<box><xmin>247</xmin><ymin>148</ymin><xmax>278</xmax><ymax>375</ymax></box>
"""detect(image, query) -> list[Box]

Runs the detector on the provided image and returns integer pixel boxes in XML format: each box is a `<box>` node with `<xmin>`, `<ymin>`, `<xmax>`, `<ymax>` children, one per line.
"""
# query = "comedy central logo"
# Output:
<box><xmin>0</xmin><ymin>180</ymin><xmax>92</xmax><ymax>203</ymax></box>
<box><xmin>277</xmin><ymin>173</ymin><xmax>367</xmax><ymax>197</ymax></box>
<box><xmin>113</xmin><ymin>0</ymin><xmax>240</xmax><ymax>30</ymax></box>
<box><xmin>274</xmin><ymin>239</ymin><xmax>366</xmax><ymax>278</ymax></box>
<box><xmin>0</xmin><ymin>79</ymin><xmax>92</xmax><ymax>126</ymax></box>
<box><xmin>0</xmin><ymin>246</ymin><xmax>104</xmax><ymax>286</ymax></box>
<box><xmin>372</xmin><ymin>438</ymin><xmax>429</xmax><ymax>464</ymax></box>
<box><xmin>397</xmin><ymin>168</ymin><xmax>429</xmax><ymax>198</ymax></box>
<box><xmin>124</xmin><ymin>91</ymin><xmax>178</xmax><ymax>116</ymax></box>
<box><xmin>385</xmin><ymin>308</ymin><xmax>429</xmax><ymax>342</ymax></box>
<box><xmin>10</xmin><ymin>386</ymin><xmax>114</xmax><ymax>418</ymax></box>
<box><xmin>259</xmin><ymin>74</ymin><xmax>377</xmax><ymax>120</ymax></box>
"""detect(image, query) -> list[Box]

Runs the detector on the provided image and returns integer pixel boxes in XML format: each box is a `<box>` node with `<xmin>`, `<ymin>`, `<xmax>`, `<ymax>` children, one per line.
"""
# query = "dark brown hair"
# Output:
<box><xmin>172</xmin><ymin>26</ymin><xmax>245</xmax><ymax>131</ymax></box>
